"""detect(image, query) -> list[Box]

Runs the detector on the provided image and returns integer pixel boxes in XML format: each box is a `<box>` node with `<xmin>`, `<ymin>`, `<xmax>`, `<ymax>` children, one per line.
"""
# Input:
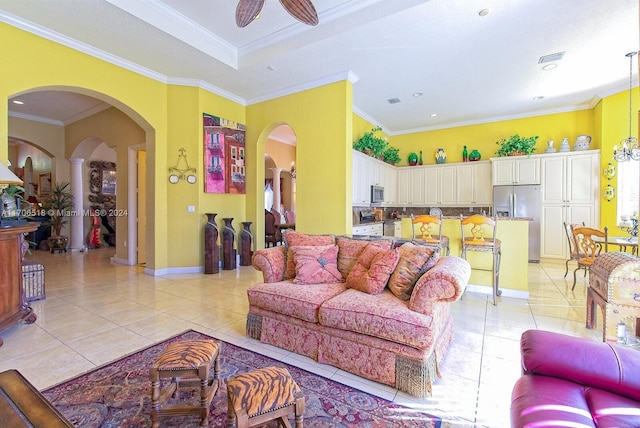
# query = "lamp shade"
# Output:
<box><xmin>0</xmin><ymin>161</ymin><xmax>23</xmax><ymax>186</ymax></box>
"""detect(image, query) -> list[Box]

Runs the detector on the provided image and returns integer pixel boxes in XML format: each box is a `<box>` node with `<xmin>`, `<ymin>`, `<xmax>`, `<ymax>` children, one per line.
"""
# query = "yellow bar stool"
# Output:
<box><xmin>411</xmin><ymin>213</ymin><xmax>450</xmax><ymax>256</ymax></box>
<box><xmin>460</xmin><ymin>214</ymin><xmax>501</xmax><ymax>305</ymax></box>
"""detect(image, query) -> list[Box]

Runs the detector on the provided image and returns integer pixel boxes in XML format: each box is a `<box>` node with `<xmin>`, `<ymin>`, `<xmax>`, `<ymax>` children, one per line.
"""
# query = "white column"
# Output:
<box><xmin>271</xmin><ymin>168</ymin><xmax>283</xmax><ymax>221</ymax></box>
<box><xmin>69</xmin><ymin>158</ymin><xmax>85</xmax><ymax>251</ymax></box>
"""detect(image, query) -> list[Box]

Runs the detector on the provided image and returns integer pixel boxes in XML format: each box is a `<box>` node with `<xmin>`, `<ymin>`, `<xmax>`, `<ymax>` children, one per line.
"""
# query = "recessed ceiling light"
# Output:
<box><xmin>12</xmin><ymin>100</ymin><xmax>24</xmax><ymax>105</ymax></box>
<box><xmin>542</xmin><ymin>63</ymin><xmax>558</xmax><ymax>70</ymax></box>
<box><xmin>478</xmin><ymin>9</ymin><xmax>490</xmax><ymax>17</ymax></box>
<box><xmin>430</xmin><ymin>113</ymin><xmax>437</xmax><ymax>117</ymax></box>
<box><xmin>533</xmin><ymin>96</ymin><xmax>544</xmax><ymax>100</ymax></box>
<box><xmin>412</xmin><ymin>92</ymin><xmax>423</xmax><ymax>97</ymax></box>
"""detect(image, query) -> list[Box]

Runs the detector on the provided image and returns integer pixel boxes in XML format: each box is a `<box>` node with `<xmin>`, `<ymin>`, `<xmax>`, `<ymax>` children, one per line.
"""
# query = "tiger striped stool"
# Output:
<box><xmin>149</xmin><ymin>339</ymin><xmax>221</xmax><ymax>427</ymax></box>
<box><xmin>226</xmin><ymin>366</ymin><xmax>305</xmax><ymax>428</ymax></box>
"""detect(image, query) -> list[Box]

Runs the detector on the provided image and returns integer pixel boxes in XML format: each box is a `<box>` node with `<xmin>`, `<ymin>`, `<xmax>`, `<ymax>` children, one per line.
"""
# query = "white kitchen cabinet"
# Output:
<box><xmin>397</xmin><ymin>167</ymin><xmax>424</xmax><ymax>206</ymax></box>
<box><xmin>352</xmin><ymin>223</ymin><xmax>383</xmax><ymax>236</ymax></box>
<box><xmin>422</xmin><ymin>165</ymin><xmax>456</xmax><ymax>205</ymax></box>
<box><xmin>539</xmin><ymin>150</ymin><xmax>600</xmax><ymax>259</ymax></box>
<box><xmin>382</xmin><ymin>163</ymin><xmax>397</xmax><ymax>206</ymax></box>
<box><xmin>352</xmin><ymin>150</ymin><xmax>370</xmax><ymax>205</ymax></box>
<box><xmin>491</xmin><ymin>157</ymin><xmax>540</xmax><ymax>185</ymax></box>
<box><xmin>456</xmin><ymin>161</ymin><xmax>492</xmax><ymax>205</ymax></box>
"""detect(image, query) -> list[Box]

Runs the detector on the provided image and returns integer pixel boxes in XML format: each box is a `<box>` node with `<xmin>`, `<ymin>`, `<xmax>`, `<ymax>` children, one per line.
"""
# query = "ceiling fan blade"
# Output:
<box><xmin>280</xmin><ymin>0</ymin><xmax>319</xmax><ymax>26</ymax></box>
<box><xmin>236</xmin><ymin>0</ymin><xmax>265</xmax><ymax>27</ymax></box>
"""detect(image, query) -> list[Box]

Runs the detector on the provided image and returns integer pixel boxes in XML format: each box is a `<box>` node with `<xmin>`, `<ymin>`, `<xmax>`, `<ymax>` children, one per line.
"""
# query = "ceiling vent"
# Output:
<box><xmin>387</xmin><ymin>98</ymin><xmax>401</xmax><ymax>104</ymax></box>
<box><xmin>538</xmin><ymin>52</ymin><xmax>565</xmax><ymax>64</ymax></box>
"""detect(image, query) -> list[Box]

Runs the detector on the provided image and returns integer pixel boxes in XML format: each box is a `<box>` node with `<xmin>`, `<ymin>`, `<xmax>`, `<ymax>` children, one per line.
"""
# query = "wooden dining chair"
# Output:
<box><xmin>411</xmin><ymin>214</ymin><xmax>450</xmax><ymax>255</ymax></box>
<box><xmin>571</xmin><ymin>226</ymin><xmax>608</xmax><ymax>290</ymax></box>
<box><xmin>264</xmin><ymin>210</ymin><xmax>282</xmax><ymax>247</ymax></box>
<box><xmin>563</xmin><ymin>221</ymin><xmax>586</xmax><ymax>278</ymax></box>
<box><xmin>284</xmin><ymin>210</ymin><xmax>296</xmax><ymax>224</ymax></box>
<box><xmin>460</xmin><ymin>214</ymin><xmax>501</xmax><ymax>305</ymax></box>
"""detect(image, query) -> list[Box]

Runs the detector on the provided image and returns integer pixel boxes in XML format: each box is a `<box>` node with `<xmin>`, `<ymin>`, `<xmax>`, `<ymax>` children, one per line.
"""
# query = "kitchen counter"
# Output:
<box><xmin>401</xmin><ymin>217</ymin><xmax>530</xmax><ymax>299</ymax></box>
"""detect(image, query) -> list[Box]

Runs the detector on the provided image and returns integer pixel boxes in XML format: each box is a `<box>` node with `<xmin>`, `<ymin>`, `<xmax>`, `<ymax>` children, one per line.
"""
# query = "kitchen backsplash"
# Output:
<box><xmin>353</xmin><ymin>206</ymin><xmax>491</xmax><ymax>223</ymax></box>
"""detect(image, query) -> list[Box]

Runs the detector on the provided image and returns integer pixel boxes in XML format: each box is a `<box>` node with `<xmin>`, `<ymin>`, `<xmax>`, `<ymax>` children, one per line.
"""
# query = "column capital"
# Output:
<box><xmin>69</xmin><ymin>157</ymin><xmax>85</xmax><ymax>165</ymax></box>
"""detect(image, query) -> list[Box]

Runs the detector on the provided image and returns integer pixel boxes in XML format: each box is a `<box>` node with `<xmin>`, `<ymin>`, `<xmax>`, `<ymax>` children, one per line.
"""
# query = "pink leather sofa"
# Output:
<box><xmin>511</xmin><ymin>329</ymin><xmax>640</xmax><ymax>427</ymax></box>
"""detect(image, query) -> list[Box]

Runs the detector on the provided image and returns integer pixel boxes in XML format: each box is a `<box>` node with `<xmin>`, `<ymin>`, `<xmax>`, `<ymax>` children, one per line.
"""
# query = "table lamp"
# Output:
<box><xmin>0</xmin><ymin>160</ymin><xmax>24</xmax><ymax>227</ymax></box>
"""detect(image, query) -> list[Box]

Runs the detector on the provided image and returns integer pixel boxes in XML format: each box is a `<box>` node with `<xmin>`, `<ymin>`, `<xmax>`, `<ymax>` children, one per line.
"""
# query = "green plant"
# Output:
<box><xmin>353</xmin><ymin>127</ymin><xmax>388</xmax><ymax>158</ymax></box>
<box><xmin>382</xmin><ymin>146</ymin><xmax>401</xmax><ymax>164</ymax></box>
<box><xmin>41</xmin><ymin>182</ymin><xmax>74</xmax><ymax>236</ymax></box>
<box><xmin>495</xmin><ymin>134</ymin><xmax>539</xmax><ymax>157</ymax></box>
<box><xmin>353</xmin><ymin>126</ymin><xmax>401</xmax><ymax>164</ymax></box>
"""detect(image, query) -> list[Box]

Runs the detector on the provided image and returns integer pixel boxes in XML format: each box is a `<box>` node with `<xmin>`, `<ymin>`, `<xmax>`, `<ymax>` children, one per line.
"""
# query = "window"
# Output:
<box><xmin>617</xmin><ymin>161</ymin><xmax>639</xmax><ymax>224</ymax></box>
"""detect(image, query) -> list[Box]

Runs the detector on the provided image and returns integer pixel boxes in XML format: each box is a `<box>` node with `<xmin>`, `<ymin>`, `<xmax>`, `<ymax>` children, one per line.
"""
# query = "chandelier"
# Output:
<box><xmin>613</xmin><ymin>51</ymin><xmax>640</xmax><ymax>162</ymax></box>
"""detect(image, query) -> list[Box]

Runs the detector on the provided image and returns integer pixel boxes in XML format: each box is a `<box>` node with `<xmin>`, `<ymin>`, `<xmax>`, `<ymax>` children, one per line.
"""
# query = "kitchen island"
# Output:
<box><xmin>401</xmin><ymin>216</ymin><xmax>530</xmax><ymax>299</ymax></box>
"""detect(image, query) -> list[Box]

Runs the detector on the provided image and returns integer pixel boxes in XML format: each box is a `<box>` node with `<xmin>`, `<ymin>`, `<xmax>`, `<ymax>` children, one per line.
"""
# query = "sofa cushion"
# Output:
<box><xmin>291</xmin><ymin>245</ymin><xmax>343</xmax><ymax>285</ymax></box>
<box><xmin>336</xmin><ymin>237</ymin><xmax>392</xmax><ymax>280</ymax></box>
<box><xmin>388</xmin><ymin>242</ymin><xmax>437</xmax><ymax>301</ymax></box>
<box><xmin>247</xmin><ymin>281</ymin><xmax>346</xmax><ymax>323</ymax></box>
<box><xmin>319</xmin><ymin>288</ymin><xmax>444</xmax><ymax>349</ymax></box>
<box><xmin>346</xmin><ymin>244</ymin><xmax>399</xmax><ymax>294</ymax></box>
<box><xmin>283</xmin><ymin>230</ymin><xmax>336</xmax><ymax>279</ymax></box>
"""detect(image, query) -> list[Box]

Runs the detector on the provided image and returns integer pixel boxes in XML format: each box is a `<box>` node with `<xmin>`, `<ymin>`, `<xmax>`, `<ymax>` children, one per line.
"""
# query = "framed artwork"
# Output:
<box><xmin>39</xmin><ymin>172</ymin><xmax>51</xmax><ymax>196</ymax></box>
<box><xmin>203</xmin><ymin>113</ymin><xmax>246</xmax><ymax>194</ymax></box>
<box><xmin>101</xmin><ymin>169</ymin><xmax>117</xmax><ymax>195</ymax></box>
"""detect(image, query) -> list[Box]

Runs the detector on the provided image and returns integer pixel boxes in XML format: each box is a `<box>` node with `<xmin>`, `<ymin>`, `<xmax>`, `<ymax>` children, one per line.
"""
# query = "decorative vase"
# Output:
<box><xmin>240</xmin><ymin>221</ymin><xmax>253</xmax><ymax>266</ymax></box>
<box><xmin>435</xmin><ymin>148</ymin><xmax>447</xmax><ymax>164</ymax></box>
<box><xmin>222</xmin><ymin>218</ymin><xmax>236</xmax><ymax>270</ymax></box>
<box><xmin>545</xmin><ymin>140</ymin><xmax>556</xmax><ymax>153</ymax></box>
<box><xmin>408</xmin><ymin>152</ymin><xmax>418</xmax><ymax>166</ymax></box>
<box><xmin>468</xmin><ymin>149</ymin><xmax>481</xmax><ymax>161</ymax></box>
<box><xmin>559</xmin><ymin>137</ymin><xmax>570</xmax><ymax>152</ymax></box>
<box><xmin>462</xmin><ymin>145</ymin><xmax>468</xmax><ymax>162</ymax></box>
<box><xmin>418</xmin><ymin>151</ymin><xmax>423</xmax><ymax>165</ymax></box>
<box><xmin>574</xmin><ymin>135</ymin><xmax>591</xmax><ymax>151</ymax></box>
<box><xmin>204</xmin><ymin>213</ymin><xmax>219</xmax><ymax>274</ymax></box>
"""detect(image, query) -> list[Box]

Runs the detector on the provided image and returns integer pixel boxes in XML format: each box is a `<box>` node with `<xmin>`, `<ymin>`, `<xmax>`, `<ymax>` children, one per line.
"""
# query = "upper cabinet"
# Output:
<box><xmin>456</xmin><ymin>161</ymin><xmax>492</xmax><ymax>205</ymax></box>
<box><xmin>491</xmin><ymin>157</ymin><xmax>540</xmax><ymax>185</ymax></box>
<box><xmin>397</xmin><ymin>167</ymin><xmax>424</xmax><ymax>206</ymax></box>
<box><xmin>352</xmin><ymin>150</ymin><xmax>397</xmax><ymax>206</ymax></box>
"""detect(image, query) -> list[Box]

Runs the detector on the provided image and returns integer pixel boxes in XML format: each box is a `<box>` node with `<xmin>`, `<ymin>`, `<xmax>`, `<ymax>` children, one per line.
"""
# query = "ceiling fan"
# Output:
<box><xmin>236</xmin><ymin>0</ymin><xmax>319</xmax><ymax>27</ymax></box>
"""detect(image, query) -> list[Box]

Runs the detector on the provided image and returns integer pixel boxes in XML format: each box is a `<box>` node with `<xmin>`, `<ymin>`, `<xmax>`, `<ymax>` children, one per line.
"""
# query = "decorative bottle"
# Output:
<box><xmin>204</xmin><ymin>213</ymin><xmax>219</xmax><ymax>274</ymax></box>
<box><xmin>418</xmin><ymin>150</ymin><xmax>423</xmax><ymax>165</ymax></box>
<box><xmin>462</xmin><ymin>145</ymin><xmax>468</xmax><ymax>162</ymax></box>
<box><xmin>222</xmin><ymin>218</ymin><xmax>236</xmax><ymax>270</ymax></box>
<box><xmin>240</xmin><ymin>221</ymin><xmax>253</xmax><ymax>266</ymax></box>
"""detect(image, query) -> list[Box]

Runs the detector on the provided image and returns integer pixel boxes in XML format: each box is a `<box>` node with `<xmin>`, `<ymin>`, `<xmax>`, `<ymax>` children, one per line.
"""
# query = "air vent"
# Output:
<box><xmin>387</xmin><ymin>98</ymin><xmax>401</xmax><ymax>104</ymax></box>
<box><xmin>538</xmin><ymin>52</ymin><xmax>565</xmax><ymax>64</ymax></box>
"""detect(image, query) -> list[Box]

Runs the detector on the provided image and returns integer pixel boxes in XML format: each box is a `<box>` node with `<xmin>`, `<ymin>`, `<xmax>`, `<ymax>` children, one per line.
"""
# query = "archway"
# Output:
<box><xmin>7</xmin><ymin>86</ymin><xmax>152</xmax><ymax>266</ymax></box>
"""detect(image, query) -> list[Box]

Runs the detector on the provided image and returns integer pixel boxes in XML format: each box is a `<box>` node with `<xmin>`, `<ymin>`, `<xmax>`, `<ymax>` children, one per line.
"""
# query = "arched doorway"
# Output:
<box><xmin>7</xmin><ymin>87</ymin><xmax>152</xmax><ymax>266</ymax></box>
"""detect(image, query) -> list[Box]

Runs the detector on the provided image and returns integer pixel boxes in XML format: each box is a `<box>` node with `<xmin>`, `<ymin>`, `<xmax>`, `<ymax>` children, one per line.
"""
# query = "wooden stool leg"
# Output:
<box><xmin>150</xmin><ymin>376</ymin><xmax>160</xmax><ymax>428</ymax></box>
<box><xmin>294</xmin><ymin>392</ymin><xmax>305</xmax><ymax>428</ymax></box>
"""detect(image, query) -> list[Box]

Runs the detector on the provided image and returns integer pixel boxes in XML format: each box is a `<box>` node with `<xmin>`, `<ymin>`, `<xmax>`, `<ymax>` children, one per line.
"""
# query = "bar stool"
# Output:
<box><xmin>460</xmin><ymin>214</ymin><xmax>501</xmax><ymax>305</ymax></box>
<box><xmin>227</xmin><ymin>366</ymin><xmax>305</xmax><ymax>428</ymax></box>
<box><xmin>411</xmin><ymin>213</ymin><xmax>450</xmax><ymax>255</ymax></box>
<box><xmin>149</xmin><ymin>339</ymin><xmax>221</xmax><ymax>427</ymax></box>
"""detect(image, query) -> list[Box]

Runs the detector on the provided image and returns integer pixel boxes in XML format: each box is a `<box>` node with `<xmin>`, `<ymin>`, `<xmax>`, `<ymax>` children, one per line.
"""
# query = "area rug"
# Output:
<box><xmin>43</xmin><ymin>330</ymin><xmax>445</xmax><ymax>427</ymax></box>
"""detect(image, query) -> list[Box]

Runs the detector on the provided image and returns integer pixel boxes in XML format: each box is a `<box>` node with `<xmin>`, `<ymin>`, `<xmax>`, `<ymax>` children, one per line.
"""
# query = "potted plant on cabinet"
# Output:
<box><xmin>41</xmin><ymin>182</ymin><xmax>74</xmax><ymax>253</ymax></box>
<box><xmin>495</xmin><ymin>134</ymin><xmax>539</xmax><ymax>157</ymax></box>
<box><xmin>353</xmin><ymin>126</ymin><xmax>401</xmax><ymax>165</ymax></box>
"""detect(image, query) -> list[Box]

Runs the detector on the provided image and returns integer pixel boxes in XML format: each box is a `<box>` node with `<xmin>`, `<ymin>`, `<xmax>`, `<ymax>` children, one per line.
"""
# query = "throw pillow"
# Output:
<box><xmin>388</xmin><ymin>242</ymin><xmax>437</xmax><ymax>301</ymax></box>
<box><xmin>291</xmin><ymin>245</ymin><xmax>343</xmax><ymax>285</ymax></box>
<box><xmin>346</xmin><ymin>243</ymin><xmax>400</xmax><ymax>294</ymax></box>
<box><xmin>283</xmin><ymin>230</ymin><xmax>336</xmax><ymax>279</ymax></box>
<box><xmin>336</xmin><ymin>236</ymin><xmax>392</xmax><ymax>280</ymax></box>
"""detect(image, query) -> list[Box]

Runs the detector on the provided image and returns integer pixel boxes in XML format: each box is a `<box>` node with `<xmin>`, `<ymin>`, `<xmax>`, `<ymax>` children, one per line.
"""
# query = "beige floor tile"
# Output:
<box><xmin>7</xmin><ymin>247</ymin><xmax>618</xmax><ymax>427</ymax></box>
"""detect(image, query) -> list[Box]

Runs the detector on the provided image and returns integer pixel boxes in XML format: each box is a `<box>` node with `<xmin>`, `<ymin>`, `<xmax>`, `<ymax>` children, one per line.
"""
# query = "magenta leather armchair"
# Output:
<box><xmin>511</xmin><ymin>329</ymin><xmax>640</xmax><ymax>427</ymax></box>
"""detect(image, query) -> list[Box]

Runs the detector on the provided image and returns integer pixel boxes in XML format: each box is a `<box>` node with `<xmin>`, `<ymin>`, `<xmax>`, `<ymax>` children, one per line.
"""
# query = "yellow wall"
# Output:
<box><xmin>247</xmin><ymin>81</ymin><xmax>353</xmax><ymax>239</ymax></box>
<box><xmin>392</xmin><ymin>110</ymin><xmax>595</xmax><ymax>166</ymax></box>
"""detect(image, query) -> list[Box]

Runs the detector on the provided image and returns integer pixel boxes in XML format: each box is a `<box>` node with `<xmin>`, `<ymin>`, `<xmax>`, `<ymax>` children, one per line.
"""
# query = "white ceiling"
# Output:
<box><xmin>2</xmin><ymin>0</ymin><xmax>639</xmax><ymax>137</ymax></box>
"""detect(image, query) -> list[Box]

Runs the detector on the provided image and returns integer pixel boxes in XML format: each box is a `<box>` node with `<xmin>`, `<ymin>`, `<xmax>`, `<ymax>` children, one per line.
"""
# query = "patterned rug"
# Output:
<box><xmin>43</xmin><ymin>330</ymin><xmax>445</xmax><ymax>427</ymax></box>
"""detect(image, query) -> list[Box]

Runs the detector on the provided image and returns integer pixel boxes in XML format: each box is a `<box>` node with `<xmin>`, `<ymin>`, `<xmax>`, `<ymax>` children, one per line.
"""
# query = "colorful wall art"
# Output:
<box><xmin>203</xmin><ymin>113</ymin><xmax>246</xmax><ymax>194</ymax></box>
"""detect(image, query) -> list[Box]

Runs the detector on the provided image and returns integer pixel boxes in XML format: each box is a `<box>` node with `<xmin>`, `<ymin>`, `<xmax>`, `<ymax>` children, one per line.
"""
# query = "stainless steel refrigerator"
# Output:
<box><xmin>493</xmin><ymin>185</ymin><xmax>541</xmax><ymax>262</ymax></box>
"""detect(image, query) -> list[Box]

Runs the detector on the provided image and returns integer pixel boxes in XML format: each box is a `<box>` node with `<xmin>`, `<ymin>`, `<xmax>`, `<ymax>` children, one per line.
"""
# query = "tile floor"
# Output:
<box><xmin>0</xmin><ymin>248</ymin><xmax>607</xmax><ymax>427</ymax></box>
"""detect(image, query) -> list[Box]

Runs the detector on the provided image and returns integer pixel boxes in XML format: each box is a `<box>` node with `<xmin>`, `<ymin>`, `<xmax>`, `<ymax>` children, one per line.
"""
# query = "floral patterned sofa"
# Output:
<box><xmin>247</xmin><ymin>231</ymin><xmax>471</xmax><ymax>397</ymax></box>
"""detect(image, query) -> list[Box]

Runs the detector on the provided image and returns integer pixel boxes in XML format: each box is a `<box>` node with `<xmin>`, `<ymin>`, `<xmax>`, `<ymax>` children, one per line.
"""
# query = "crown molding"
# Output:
<box><xmin>167</xmin><ymin>77</ymin><xmax>247</xmax><ymax>106</ymax></box>
<box><xmin>247</xmin><ymin>71</ymin><xmax>358</xmax><ymax>105</ymax></box>
<box><xmin>8</xmin><ymin>111</ymin><xmax>63</xmax><ymax>127</ymax></box>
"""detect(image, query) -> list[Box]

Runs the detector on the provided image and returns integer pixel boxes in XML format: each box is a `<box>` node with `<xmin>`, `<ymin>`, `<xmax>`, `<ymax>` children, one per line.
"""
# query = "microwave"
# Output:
<box><xmin>371</xmin><ymin>185</ymin><xmax>384</xmax><ymax>204</ymax></box>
